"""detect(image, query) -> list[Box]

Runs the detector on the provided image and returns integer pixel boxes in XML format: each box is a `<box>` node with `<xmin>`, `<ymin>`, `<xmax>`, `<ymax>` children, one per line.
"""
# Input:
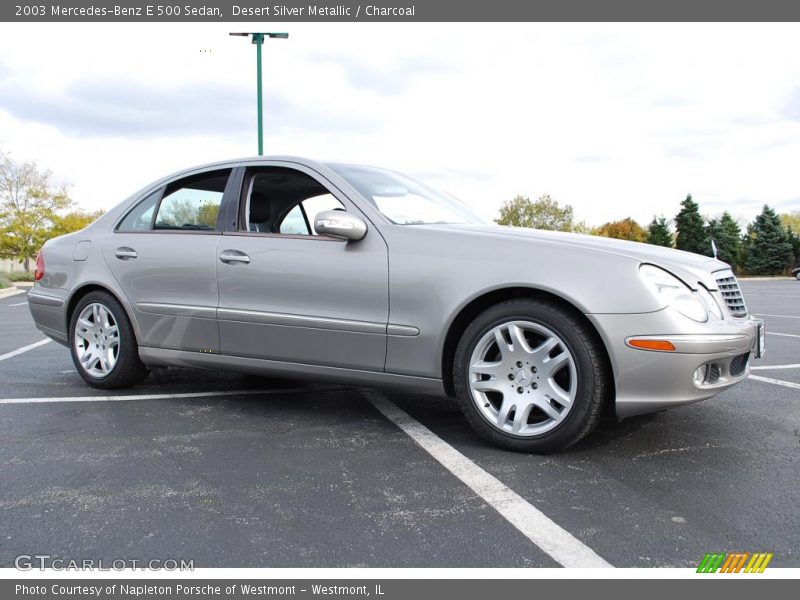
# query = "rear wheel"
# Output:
<box><xmin>453</xmin><ymin>298</ymin><xmax>609</xmax><ymax>453</ymax></box>
<box><xmin>69</xmin><ymin>291</ymin><xmax>149</xmax><ymax>389</ymax></box>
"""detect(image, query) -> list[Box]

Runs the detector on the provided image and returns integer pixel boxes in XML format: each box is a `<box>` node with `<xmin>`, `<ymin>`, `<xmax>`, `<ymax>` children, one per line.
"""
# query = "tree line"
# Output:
<box><xmin>497</xmin><ymin>193</ymin><xmax>800</xmax><ymax>276</ymax></box>
<box><xmin>0</xmin><ymin>151</ymin><xmax>103</xmax><ymax>271</ymax></box>
<box><xmin>3</xmin><ymin>149</ymin><xmax>798</xmax><ymax>277</ymax></box>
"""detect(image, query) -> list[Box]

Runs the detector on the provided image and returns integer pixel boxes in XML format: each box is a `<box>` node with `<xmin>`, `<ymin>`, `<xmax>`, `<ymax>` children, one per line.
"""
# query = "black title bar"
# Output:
<box><xmin>4</xmin><ymin>0</ymin><xmax>800</xmax><ymax>22</ymax></box>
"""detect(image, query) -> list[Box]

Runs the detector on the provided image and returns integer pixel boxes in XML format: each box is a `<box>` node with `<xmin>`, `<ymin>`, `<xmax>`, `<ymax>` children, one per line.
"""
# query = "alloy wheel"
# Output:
<box><xmin>468</xmin><ymin>320</ymin><xmax>578</xmax><ymax>436</ymax></box>
<box><xmin>73</xmin><ymin>302</ymin><xmax>120</xmax><ymax>378</ymax></box>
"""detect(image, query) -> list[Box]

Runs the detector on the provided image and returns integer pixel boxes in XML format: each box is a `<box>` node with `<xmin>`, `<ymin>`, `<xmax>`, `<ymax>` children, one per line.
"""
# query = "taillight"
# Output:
<box><xmin>34</xmin><ymin>251</ymin><xmax>45</xmax><ymax>281</ymax></box>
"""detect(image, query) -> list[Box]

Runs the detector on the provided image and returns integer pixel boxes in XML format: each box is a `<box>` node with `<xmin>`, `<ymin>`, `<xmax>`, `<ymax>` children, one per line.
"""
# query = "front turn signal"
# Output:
<box><xmin>627</xmin><ymin>339</ymin><xmax>677</xmax><ymax>352</ymax></box>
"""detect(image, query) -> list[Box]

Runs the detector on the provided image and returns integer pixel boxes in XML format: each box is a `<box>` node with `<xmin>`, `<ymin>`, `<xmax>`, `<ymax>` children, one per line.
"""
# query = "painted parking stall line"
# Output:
<box><xmin>754</xmin><ymin>313</ymin><xmax>800</xmax><ymax>320</ymax></box>
<box><xmin>748</xmin><ymin>375</ymin><xmax>800</xmax><ymax>391</ymax></box>
<box><xmin>766</xmin><ymin>331</ymin><xmax>800</xmax><ymax>339</ymax></box>
<box><xmin>751</xmin><ymin>363</ymin><xmax>800</xmax><ymax>371</ymax></box>
<box><xmin>0</xmin><ymin>388</ymin><xmax>316</xmax><ymax>405</ymax></box>
<box><xmin>364</xmin><ymin>391</ymin><xmax>612</xmax><ymax>568</ymax></box>
<box><xmin>0</xmin><ymin>338</ymin><xmax>51</xmax><ymax>362</ymax></box>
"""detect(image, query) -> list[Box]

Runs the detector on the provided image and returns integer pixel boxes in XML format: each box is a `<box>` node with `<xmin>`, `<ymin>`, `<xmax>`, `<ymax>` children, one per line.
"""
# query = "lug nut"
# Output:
<box><xmin>517</xmin><ymin>387</ymin><xmax>523</xmax><ymax>394</ymax></box>
<box><xmin>516</xmin><ymin>361</ymin><xmax>523</xmax><ymax>367</ymax></box>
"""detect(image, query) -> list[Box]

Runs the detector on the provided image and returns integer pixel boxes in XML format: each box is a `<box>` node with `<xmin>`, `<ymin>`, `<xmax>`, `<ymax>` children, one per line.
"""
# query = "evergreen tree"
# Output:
<box><xmin>647</xmin><ymin>216</ymin><xmax>673</xmax><ymax>247</ymax></box>
<box><xmin>706</xmin><ymin>211</ymin><xmax>742</xmax><ymax>269</ymax></box>
<box><xmin>786</xmin><ymin>226</ymin><xmax>800</xmax><ymax>269</ymax></box>
<box><xmin>744</xmin><ymin>205</ymin><xmax>793</xmax><ymax>275</ymax></box>
<box><xmin>674</xmin><ymin>194</ymin><xmax>708</xmax><ymax>255</ymax></box>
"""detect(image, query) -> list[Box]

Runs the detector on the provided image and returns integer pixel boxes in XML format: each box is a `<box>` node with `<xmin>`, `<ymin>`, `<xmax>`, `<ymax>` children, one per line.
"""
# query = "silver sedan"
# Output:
<box><xmin>28</xmin><ymin>157</ymin><xmax>764</xmax><ymax>452</ymax></box>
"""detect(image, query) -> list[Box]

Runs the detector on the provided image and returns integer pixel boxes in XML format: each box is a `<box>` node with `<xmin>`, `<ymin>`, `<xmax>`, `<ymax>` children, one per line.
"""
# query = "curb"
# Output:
<box><xmin>0</xmin><ymin>286</ymin><xmax>25</xmax><ymax>299</ymax></box>
<box><xmin>738</xmin><ymin>277</ymin><xmax>796</xmax><ymax>281</ymax></box>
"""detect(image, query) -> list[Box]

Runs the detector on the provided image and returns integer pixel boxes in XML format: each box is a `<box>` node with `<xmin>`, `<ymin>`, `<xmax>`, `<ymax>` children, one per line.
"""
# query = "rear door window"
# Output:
<box><xmin>154</xmin><ymin>170</ymin><xmax>231</xmax><ymax>231</ymax></box>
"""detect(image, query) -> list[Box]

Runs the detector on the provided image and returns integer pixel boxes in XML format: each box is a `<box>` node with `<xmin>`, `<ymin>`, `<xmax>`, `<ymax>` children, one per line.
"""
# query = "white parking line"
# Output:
<box><xmin>751</xmin><ymin>363</ymin><xmax>800</xmax><ymax>371</ymax></box>
<box><xmin>0</xmin><ymin>339</ymin><xmax>51</xmax><ymax>362</ymax></box>
<box><xmin>0</xmin><ymin>388</ymin><xmax>312</xmax><ymax>405</ymax></box>
<box><xmin>748</xmin><ymin>375</ymin><xmax>800</xmax><ymax>390</ymax></box>
<box><xmin>364</xmin><ymin>391</ymin><xmax>612</xmax><ymax>568</ymax></box>
<box><xmin>766</xmin><ymin>331</ymin><xmax>800</xmax><ymax>339</ymax></box>
<box><xmin>8</xmin><ymin>301</ymin><xmax>28</xmax><ymax>307</ymax></box>
<box><xmin>754</xmin><ymin>313</ymin><xmax>800</xmax><ymax>320</ymax></box>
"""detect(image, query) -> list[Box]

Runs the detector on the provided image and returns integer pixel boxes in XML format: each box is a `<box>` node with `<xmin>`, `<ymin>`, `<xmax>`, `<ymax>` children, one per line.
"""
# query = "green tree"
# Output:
<box><xmin>595</xmin><ymin>217</ymin><xmax>647</xmax><ymax>242</ymax></box>
<box><xmin>779</xmin><ymin>210</ymin><xmax>800</xmax><ymax>233</ymax></box>
<box><xmin>674</xmin><ymin>194</ymin><xmax>709</xmax><ymax>255</ymax></box>
<box><xmin>496</xmin><ymin>194</ymin><xmax>575</xmax><ymax>231</ymax></box>
<box><xmin>647</xmin><ymin>216</ymin><xmax>673</xmax><ymax>247</ymax></box>
<box><xmin>784</xmin><ymin>226</ymin><xmax>800</xmax><ymax>270</ymax></box>
<box><xmin>744</xmin><ymin>205</ymin><xmax>793</xmax><ymax>275</ymax></box>
<box><xmin>706</xmin><ymin>211</ymin><xmax>742</xmax><ymax>269</ymax></box>
<box><xmin>0</xmin><ymin>151</ymin><xmax>72</xmax><ymax>271</ymax></box>
<box><xmin>48</xmin><ymin>209</ymin><xmax>104</xmax><ymax>238</ymax></box>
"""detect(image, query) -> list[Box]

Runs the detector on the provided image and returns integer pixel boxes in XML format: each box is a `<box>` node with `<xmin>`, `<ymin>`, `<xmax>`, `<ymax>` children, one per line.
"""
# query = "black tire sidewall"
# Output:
<box><xmin>453</xmin><ymin>299</ymin><xmax>602</xmax><ymax>452</ymax></box>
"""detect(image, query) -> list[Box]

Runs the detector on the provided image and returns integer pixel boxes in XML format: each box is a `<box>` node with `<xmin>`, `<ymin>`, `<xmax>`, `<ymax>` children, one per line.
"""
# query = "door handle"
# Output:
<box><xmin>114</xmin><ymin>247</ymin><xmax>138</xmax><ymax>260</ymax></box>
<box><xmin>219</xmin><ymin>251</ymin><xmax>251</xmax><ymax>264</ymax></box>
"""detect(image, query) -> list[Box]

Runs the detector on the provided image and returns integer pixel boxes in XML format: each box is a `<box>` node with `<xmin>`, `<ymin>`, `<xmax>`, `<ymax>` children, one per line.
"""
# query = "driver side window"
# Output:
<box><xmin>242</xmin><ymin>168</ymin><xmax>345</xmax><ymax>236</ymax></box>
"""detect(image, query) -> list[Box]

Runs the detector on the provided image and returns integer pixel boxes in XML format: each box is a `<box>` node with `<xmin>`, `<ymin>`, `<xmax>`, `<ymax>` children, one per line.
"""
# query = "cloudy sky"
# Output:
<box><xmin>0</xmin><ymin>22</ymin><xmax>799</xmax><ymax>226</ymax></box>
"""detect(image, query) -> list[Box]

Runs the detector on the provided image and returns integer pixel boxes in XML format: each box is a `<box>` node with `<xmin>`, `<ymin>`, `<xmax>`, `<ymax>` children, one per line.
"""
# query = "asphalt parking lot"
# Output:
<box><xmin>1</xmin><ymin>280</ymin><xmax>798</xmax><ymax>568</ymax></box>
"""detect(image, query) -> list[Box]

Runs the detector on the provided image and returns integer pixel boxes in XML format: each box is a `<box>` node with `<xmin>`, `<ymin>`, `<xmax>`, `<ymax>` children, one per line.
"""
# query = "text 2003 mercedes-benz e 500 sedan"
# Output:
<box><xmin>29</xmin><ymin>157</ymin><xmax>765</xmax><ymax>452</ymax></box>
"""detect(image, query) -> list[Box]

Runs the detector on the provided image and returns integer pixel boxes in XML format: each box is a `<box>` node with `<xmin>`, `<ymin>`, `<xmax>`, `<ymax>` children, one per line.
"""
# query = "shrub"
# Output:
<box><xmin>1</xmin><ymin>271</ymin><xmax>35</xmax><ymax>282</ymax></box>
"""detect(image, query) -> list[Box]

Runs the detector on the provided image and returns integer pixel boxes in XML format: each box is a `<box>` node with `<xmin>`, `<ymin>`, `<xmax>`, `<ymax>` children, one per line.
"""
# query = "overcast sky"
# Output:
<box><xmin>0</xmin><ymin>22</ymin><xmax>798</xmax><ymax>226</ymax></box>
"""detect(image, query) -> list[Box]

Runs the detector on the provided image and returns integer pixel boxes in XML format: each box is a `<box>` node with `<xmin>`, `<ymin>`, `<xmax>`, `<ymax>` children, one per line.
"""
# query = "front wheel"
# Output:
<box><xmin>795</xmin><ymin>272</ymin><xmax>800</xmax><ymax>281</ymax></box>
<box><xmin>453</xmin><ymin>298</ymin><xmax>610</xmax><ymax>453</ymax></box>
<box><xmin>69</xmin><ymin>291</ymin><xmax>149</xmax><ymax>389</ymax></box>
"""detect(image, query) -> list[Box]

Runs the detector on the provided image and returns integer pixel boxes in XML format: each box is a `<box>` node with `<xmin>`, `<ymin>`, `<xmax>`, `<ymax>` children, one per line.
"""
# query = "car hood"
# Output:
<box><xmin>421</xmin><ymin>224</ymin><xmax>731</xmax><ymax>289</ymax></box>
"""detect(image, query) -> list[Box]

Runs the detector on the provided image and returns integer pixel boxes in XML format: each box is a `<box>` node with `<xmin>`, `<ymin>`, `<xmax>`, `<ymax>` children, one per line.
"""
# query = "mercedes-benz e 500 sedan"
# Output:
<box><xmin>29</xmin><ymin>157</ymin><xmax>764</xmax><ymax>452</ymax></box>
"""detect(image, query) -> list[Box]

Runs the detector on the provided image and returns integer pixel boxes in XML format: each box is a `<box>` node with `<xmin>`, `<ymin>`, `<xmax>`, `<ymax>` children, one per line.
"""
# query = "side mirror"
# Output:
<box><xmin>314</xmin><ymin>210</ymin><xmax>367</xmax><ymax>241</ymax></box>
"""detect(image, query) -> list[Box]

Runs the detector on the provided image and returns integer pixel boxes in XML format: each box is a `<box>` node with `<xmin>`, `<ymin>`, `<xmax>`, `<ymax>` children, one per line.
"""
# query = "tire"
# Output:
<box><xmin>69</xmin><ymin>291</ymin><xmax>149</xmax><ymax>389</ymax></box>
<box><xmin>795</xmin><ymin>272</ymin><xmax>800</xmax><ymax>281</ymax></box>
<box><xmin>453</xmin><ymin>298</ymin><xmax>609</xmax><ymax>453</ymax></box>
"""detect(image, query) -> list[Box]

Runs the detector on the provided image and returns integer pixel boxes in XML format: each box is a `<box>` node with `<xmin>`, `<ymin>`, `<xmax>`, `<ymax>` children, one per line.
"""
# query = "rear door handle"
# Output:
<box><xmin>219</xmin><ymin>250</ymin><xmax>251</xmax><ymax>264</ymax></box>
<box><xmin>114</xmin><ymin>247</ymin><xmax>138</xmax><ymax>260</ymax></box>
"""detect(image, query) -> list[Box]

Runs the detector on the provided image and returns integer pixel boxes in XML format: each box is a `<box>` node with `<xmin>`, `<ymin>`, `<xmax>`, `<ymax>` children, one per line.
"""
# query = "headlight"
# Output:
<box><xmin>639</xmin><ymin>264</ymin><xmax>708</xmax><ymax>322</ymax></box>
<box><xmin>696</xmin><ymin>285</ymin><xmax>724</xmax><ymax>320</ymax></box>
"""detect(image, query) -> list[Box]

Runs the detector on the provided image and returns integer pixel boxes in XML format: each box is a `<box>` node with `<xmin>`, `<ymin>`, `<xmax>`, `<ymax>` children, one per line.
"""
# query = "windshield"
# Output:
<box><xmin>327</xmin><ymin>163</ymin><xmax>486</xmax><ymax>225</ymax></box>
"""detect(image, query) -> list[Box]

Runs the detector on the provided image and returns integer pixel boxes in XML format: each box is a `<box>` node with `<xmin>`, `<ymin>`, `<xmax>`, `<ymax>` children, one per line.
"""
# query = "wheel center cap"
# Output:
<box><xmin>513</xmin><ymin>369</ymin><xmax>532</xmax><ymax>387</ymax></box>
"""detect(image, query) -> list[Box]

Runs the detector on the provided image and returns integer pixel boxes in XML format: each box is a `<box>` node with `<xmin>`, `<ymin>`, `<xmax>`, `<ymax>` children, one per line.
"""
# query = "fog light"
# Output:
<box><xmin>693</xmin><ymin>366</ymin><xmax>708</xmax><ymax>386</ymax></box>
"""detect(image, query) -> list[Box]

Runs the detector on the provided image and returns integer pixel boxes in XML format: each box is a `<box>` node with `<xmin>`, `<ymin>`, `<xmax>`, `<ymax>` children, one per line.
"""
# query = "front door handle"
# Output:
<box><xmin>219</xmin><ymin>250</ymin><xmax>251</xmax><ymax>264</ymax></box>
<box><xmin>114</xmin><ymin>247</ymin><xmax>138</xmax><ymax>260</ymax></box>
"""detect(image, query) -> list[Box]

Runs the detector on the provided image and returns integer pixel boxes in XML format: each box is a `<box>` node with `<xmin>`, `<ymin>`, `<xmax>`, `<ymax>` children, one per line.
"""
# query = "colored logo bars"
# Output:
<box><xmin>697</xmin><ymin>552</ymin><xmax>773</xmax><ymax>573</ymax></box>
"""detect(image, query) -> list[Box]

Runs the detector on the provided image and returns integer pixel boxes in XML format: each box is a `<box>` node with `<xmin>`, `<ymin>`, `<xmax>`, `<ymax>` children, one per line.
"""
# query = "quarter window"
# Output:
<box><xmin>117</xmin><ymin>190</ymin><xmax>160</xmax><ymax>232</ymax></box>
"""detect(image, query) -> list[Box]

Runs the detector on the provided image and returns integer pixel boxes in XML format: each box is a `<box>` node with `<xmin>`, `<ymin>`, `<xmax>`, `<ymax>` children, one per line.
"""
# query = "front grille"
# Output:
<box><xmin>706</xmin><ymin>363</ymin><xmax>721</xmax><ymax>384</ymax></box>
<box><xmin>729</xmin><ymin>352</ymin><xmax>750</xmax><ymax>377</ymax></box>
<box><xmin>714</xmin><ymin>269</ymin><xmax>748</xmax><ymax>317</ymax></box>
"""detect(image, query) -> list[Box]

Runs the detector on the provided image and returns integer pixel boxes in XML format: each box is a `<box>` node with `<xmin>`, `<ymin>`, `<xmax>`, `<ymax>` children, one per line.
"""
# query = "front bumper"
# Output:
<box><xmin>588</xmin><ymin>309</ymin><xmax>761</xmax><ymax>418</ymax></box>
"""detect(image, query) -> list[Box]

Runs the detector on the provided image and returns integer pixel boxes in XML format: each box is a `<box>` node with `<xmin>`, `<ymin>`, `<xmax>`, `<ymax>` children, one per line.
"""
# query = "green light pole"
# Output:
<box><xmin>230</xmin><ymin>32</ymin><xmax>289</xmax><ymax>156</ymax></box>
